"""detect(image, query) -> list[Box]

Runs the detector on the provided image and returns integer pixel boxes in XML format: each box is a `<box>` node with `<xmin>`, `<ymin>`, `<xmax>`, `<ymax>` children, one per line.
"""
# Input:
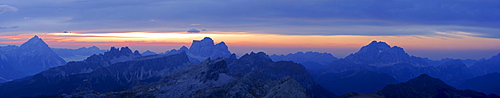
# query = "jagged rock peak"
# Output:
<box><xmin>240</xmin><ymin>52</ymin><xmax>272</xmax><ymax>62</ymax></box>
<box><xmin>103</xmin><ymin>46</ymin><xmax>138</xmax><ymax>58</ymax></box>
<box><xmin>110</xmin><ymin>47</ymin><xmax>119</xmax><ymax>52</ymax></box>
<box><xmin>188</xmin><ymin>37</ymin><xmax>231</xmax><ymax>58</ymax></box>
<box><xmin>120</xmin><ymin>47</ymin><xmax>132</xmax><ymax>54</ymax></box>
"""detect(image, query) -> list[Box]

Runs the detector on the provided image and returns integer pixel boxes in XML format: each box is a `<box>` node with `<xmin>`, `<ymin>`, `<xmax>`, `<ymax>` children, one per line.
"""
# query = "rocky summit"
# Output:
<box><xmin>0</xmin><ymin>35</ymin><xmax>66</xmax><ymax>83</ymax></box>
<box><xmin>165</xmin><ymin>37</ymin><xmax>232</xmax><ymax>62</ymax></box>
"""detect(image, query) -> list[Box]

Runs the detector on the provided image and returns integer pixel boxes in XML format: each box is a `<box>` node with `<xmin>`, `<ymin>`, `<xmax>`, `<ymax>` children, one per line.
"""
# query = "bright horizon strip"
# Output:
<box><xmin>1</xmin><ymin>31</ymin><xmax>500</xmax><ymax>59</ymax></box>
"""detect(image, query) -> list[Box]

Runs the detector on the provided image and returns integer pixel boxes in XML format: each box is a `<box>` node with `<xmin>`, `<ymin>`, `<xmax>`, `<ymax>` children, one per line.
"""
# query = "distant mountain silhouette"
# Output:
<box><xmin>436</xmin><ymin>59</ymin><xmax>474</xmax><ymax>85</ymax></box>
<box><xmin>323</xmin><ymin>41</ymin><xmax>433</xmax><ymax>81</ymax></box>
<box><xmin>459</xmin><ymin>73</ymin><xmax>500</xmax><ymax>95</ymax></box>
<box><xmin>141</xmin><ymin>50</ymin><xmax>157</xmax><ymax>56</ymax></box>
<box><xmin>341</xmin><ymin>74</ymin><xmax>498</xmax><ymax>98</ymax></box>
<box><xmin>52</xmin><ymin>46</ymin><xmax>106</xmax><ymax>61</ymax></box>
<box><xmin>315</xmin><ymin>70</ymin><xmax>399</xmax><ymax>95</ymax></box>
<box><xmin>470</xmin><ymin>53</ymin><xmax>500</xmax><ymax>76</ymax></box>
<box><xmin>270</xmin><ymin>51</ymin><xmax>338</xmax><ymax>71</ymax></box>
<box><xmin>0</xmin><ymin>35</ymin><xmax>66</xmax><ymax>83</ymax></box>
<box><xmin>0</xmin><ymin>47</ymin><xmax>143</xmax><ymax>97</ymax></box>
<box><xmin>165</xmin><ymin>37</ymin><xmax>232</xmax><ymax>62</ymax></box>
<box><xmin>320</xmin><ymin>41</ymin><xmax>474</xmax><ymax>86</ymax></box>
<box><xmin>425</xmin><ymin>58</ymin><xmax>478</xmax><ymax>67</ymax></box>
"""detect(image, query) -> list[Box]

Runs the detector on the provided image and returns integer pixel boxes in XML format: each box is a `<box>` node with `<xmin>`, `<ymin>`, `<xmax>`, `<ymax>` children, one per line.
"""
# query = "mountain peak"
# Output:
<box><xmin>189</xmin><ymin>37</ymin><xmax>231</xmax><ymax>58</ymax></box>
<box><xmin>362</xmin><ymin>41</ymin><xmax>391</xmax><ymax>52</ymax></box>
<box><xmin>202</xmin><ymin>37</ymin><xmax>213</xmax><ymax>41</ymax></box>
<box><xmin>33</xmin><ymin>35</ymin><xmax>39</xmax><ymax>39</ymax></box>
<box><xmin>20</xmin><ymin>35</ymin><xmax>48</xmax><ymax>48</ymax></box>
<box><xmin>344</xmin><ymin>41</ymin><xmax>415</xmax><ymax>66</ymax></box>
<box><xmin>240</xmin><ymin>52</ymin><xmax>272</xmax><ymax>62</ymax></box>
<box><xmin>415</xmin><ymin>74</ymin><xmax>433</xmax><ymax>79</ymax></box>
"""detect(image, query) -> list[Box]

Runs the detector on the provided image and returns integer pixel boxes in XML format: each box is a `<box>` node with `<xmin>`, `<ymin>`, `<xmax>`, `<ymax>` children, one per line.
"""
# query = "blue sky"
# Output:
<box><xmin>1</xmin><ymin>0</ymin><xmax>500</xmax><ymax>59</ymax></box>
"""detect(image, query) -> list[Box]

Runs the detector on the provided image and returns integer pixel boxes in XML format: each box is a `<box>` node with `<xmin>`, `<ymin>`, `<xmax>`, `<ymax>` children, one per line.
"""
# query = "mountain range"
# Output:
<box><xmin>0</xmin><ymin>35</ymin><xmax>66</xmax><ymax>83</ymax></box>
<box><xmin>0</xmin><ymin>36</ymin><xmax>499</xmax><ymax>97</ymax></box>
<box><xmin>270</xmin><ymin>51</ymin><xmax>338</xmax><ymax>71</ymax></box>
<box><xmin>52</xmin><ymin>46</ymin><xmax>107</xmax><ymax>61</ymax></box>
<box><xmin>318</xmin><ymin>41</ymin><xmax>476</xmax><ymax>86</ymax></box>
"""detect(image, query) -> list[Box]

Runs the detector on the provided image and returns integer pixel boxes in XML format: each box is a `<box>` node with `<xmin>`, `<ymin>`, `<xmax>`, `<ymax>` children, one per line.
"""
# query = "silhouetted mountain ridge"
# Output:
<box><xmin>270</xmin><ymin>51</ymin><xmax>338</xmax><ymax>71</ymax></box>
<box><xmin>459</xmin><ymin>73</ymin><xmax>500</xmax><ymax>95</ymax></box>
<box><xmin>341</xmin><ymin>74</ymin><xmax>498</xmax><ymax>98</ymax></box>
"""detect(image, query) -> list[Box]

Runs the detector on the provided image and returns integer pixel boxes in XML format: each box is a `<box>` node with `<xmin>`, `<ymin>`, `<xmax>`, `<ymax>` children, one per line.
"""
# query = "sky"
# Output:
<box><xmin>1</xmin><ymin>0</ymin><xmax>500</xmax><ymax>60</ymax></box>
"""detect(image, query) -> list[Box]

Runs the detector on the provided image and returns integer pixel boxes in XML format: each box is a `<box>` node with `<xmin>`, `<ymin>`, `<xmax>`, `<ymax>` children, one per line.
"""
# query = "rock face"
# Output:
<box><xmin>165</xmin><ymin>37</ymin><xmax>232</xmax><ymax>62</ymax></box>
<box><xmin>270</xmin><ymin>51</ymin><xmax>338</xmax><ymax>71</ymax></box>
<box><xmin>459</xmin><ymin>73</ymin><xmax>500</xmax><ymax>95</ymax></box>
<box><xmin>0</xmin><ymin>35</ymin><xmax>66</xmax><ymax>83</ymax></box>
<box><xmin>315</xmin><ymin>70</ymin><xmax>399</xmax><ymax>95</ymax></box>
<box><xmin>342</xmin><ymin>74</ymin><xmax>497</xmax><ymax>98</ymax></box>
<box><xmin>52</xmin><ymin>46</ymin><xmax>107</xmax><ymax>61</ymax></box>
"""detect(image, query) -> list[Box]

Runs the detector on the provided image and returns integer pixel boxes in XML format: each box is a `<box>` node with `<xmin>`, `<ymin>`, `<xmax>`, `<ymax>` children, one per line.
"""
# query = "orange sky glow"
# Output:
<box><xmin>0</xmin><ymin>31</ymin><xmax>499</xmax><ymax>59</ymax></box>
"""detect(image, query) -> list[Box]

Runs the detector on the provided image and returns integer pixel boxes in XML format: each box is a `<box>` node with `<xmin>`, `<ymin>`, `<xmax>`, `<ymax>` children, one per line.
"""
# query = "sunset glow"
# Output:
<box><xmin>1</xmin><ymin>31</ymin><xmax>499</xmax><ymax>59</ymax></box>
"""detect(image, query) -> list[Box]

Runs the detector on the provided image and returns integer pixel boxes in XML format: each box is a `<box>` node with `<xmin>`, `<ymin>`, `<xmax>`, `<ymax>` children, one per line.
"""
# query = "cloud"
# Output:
<box><xmin>0</xmin><ymin>26</ymin><xmax>19</xmax><ymax>29</ymax></box>
<box><xmin>187</xmin><ymin>28</ymin><xmax>200</xmax><ymax>33</ymax></box>
<box><xmin>1</xmin><ymin>0</ymin><xmax>500</xmax><ymax>38</ymax></box>
<box><xmin>0</xmin><ymin>5</ymin><xmax>17</xmax><ymax>14</ymax></box>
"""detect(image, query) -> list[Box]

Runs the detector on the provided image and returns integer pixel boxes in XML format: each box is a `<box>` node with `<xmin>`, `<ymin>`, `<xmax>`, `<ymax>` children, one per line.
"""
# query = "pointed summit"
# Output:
<box><xmin>12</xmin><ymin>35</ymin><xmax>66</xmax><ymax>75</ymax></box>
<box><xmin>344</xmin><ymin>41</ymin><xmax>416</xmax><ymax>66</ymax></box>
<box><xmin>20</xmin><ymin>35</ymin><xmax>49</xmax><ymax>48</ymax></box>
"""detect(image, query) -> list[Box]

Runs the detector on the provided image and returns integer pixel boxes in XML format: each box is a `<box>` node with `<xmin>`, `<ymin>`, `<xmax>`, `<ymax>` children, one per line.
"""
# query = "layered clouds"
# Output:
<box><xmin>0</xmin><ymin>0</ymin><xmax>500</xmax><ymax>37</ymax></box>
<box><xmin>0</xmin><ymin>5</ymin><xmax>17</xmax><ymax>14</ymax></box>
